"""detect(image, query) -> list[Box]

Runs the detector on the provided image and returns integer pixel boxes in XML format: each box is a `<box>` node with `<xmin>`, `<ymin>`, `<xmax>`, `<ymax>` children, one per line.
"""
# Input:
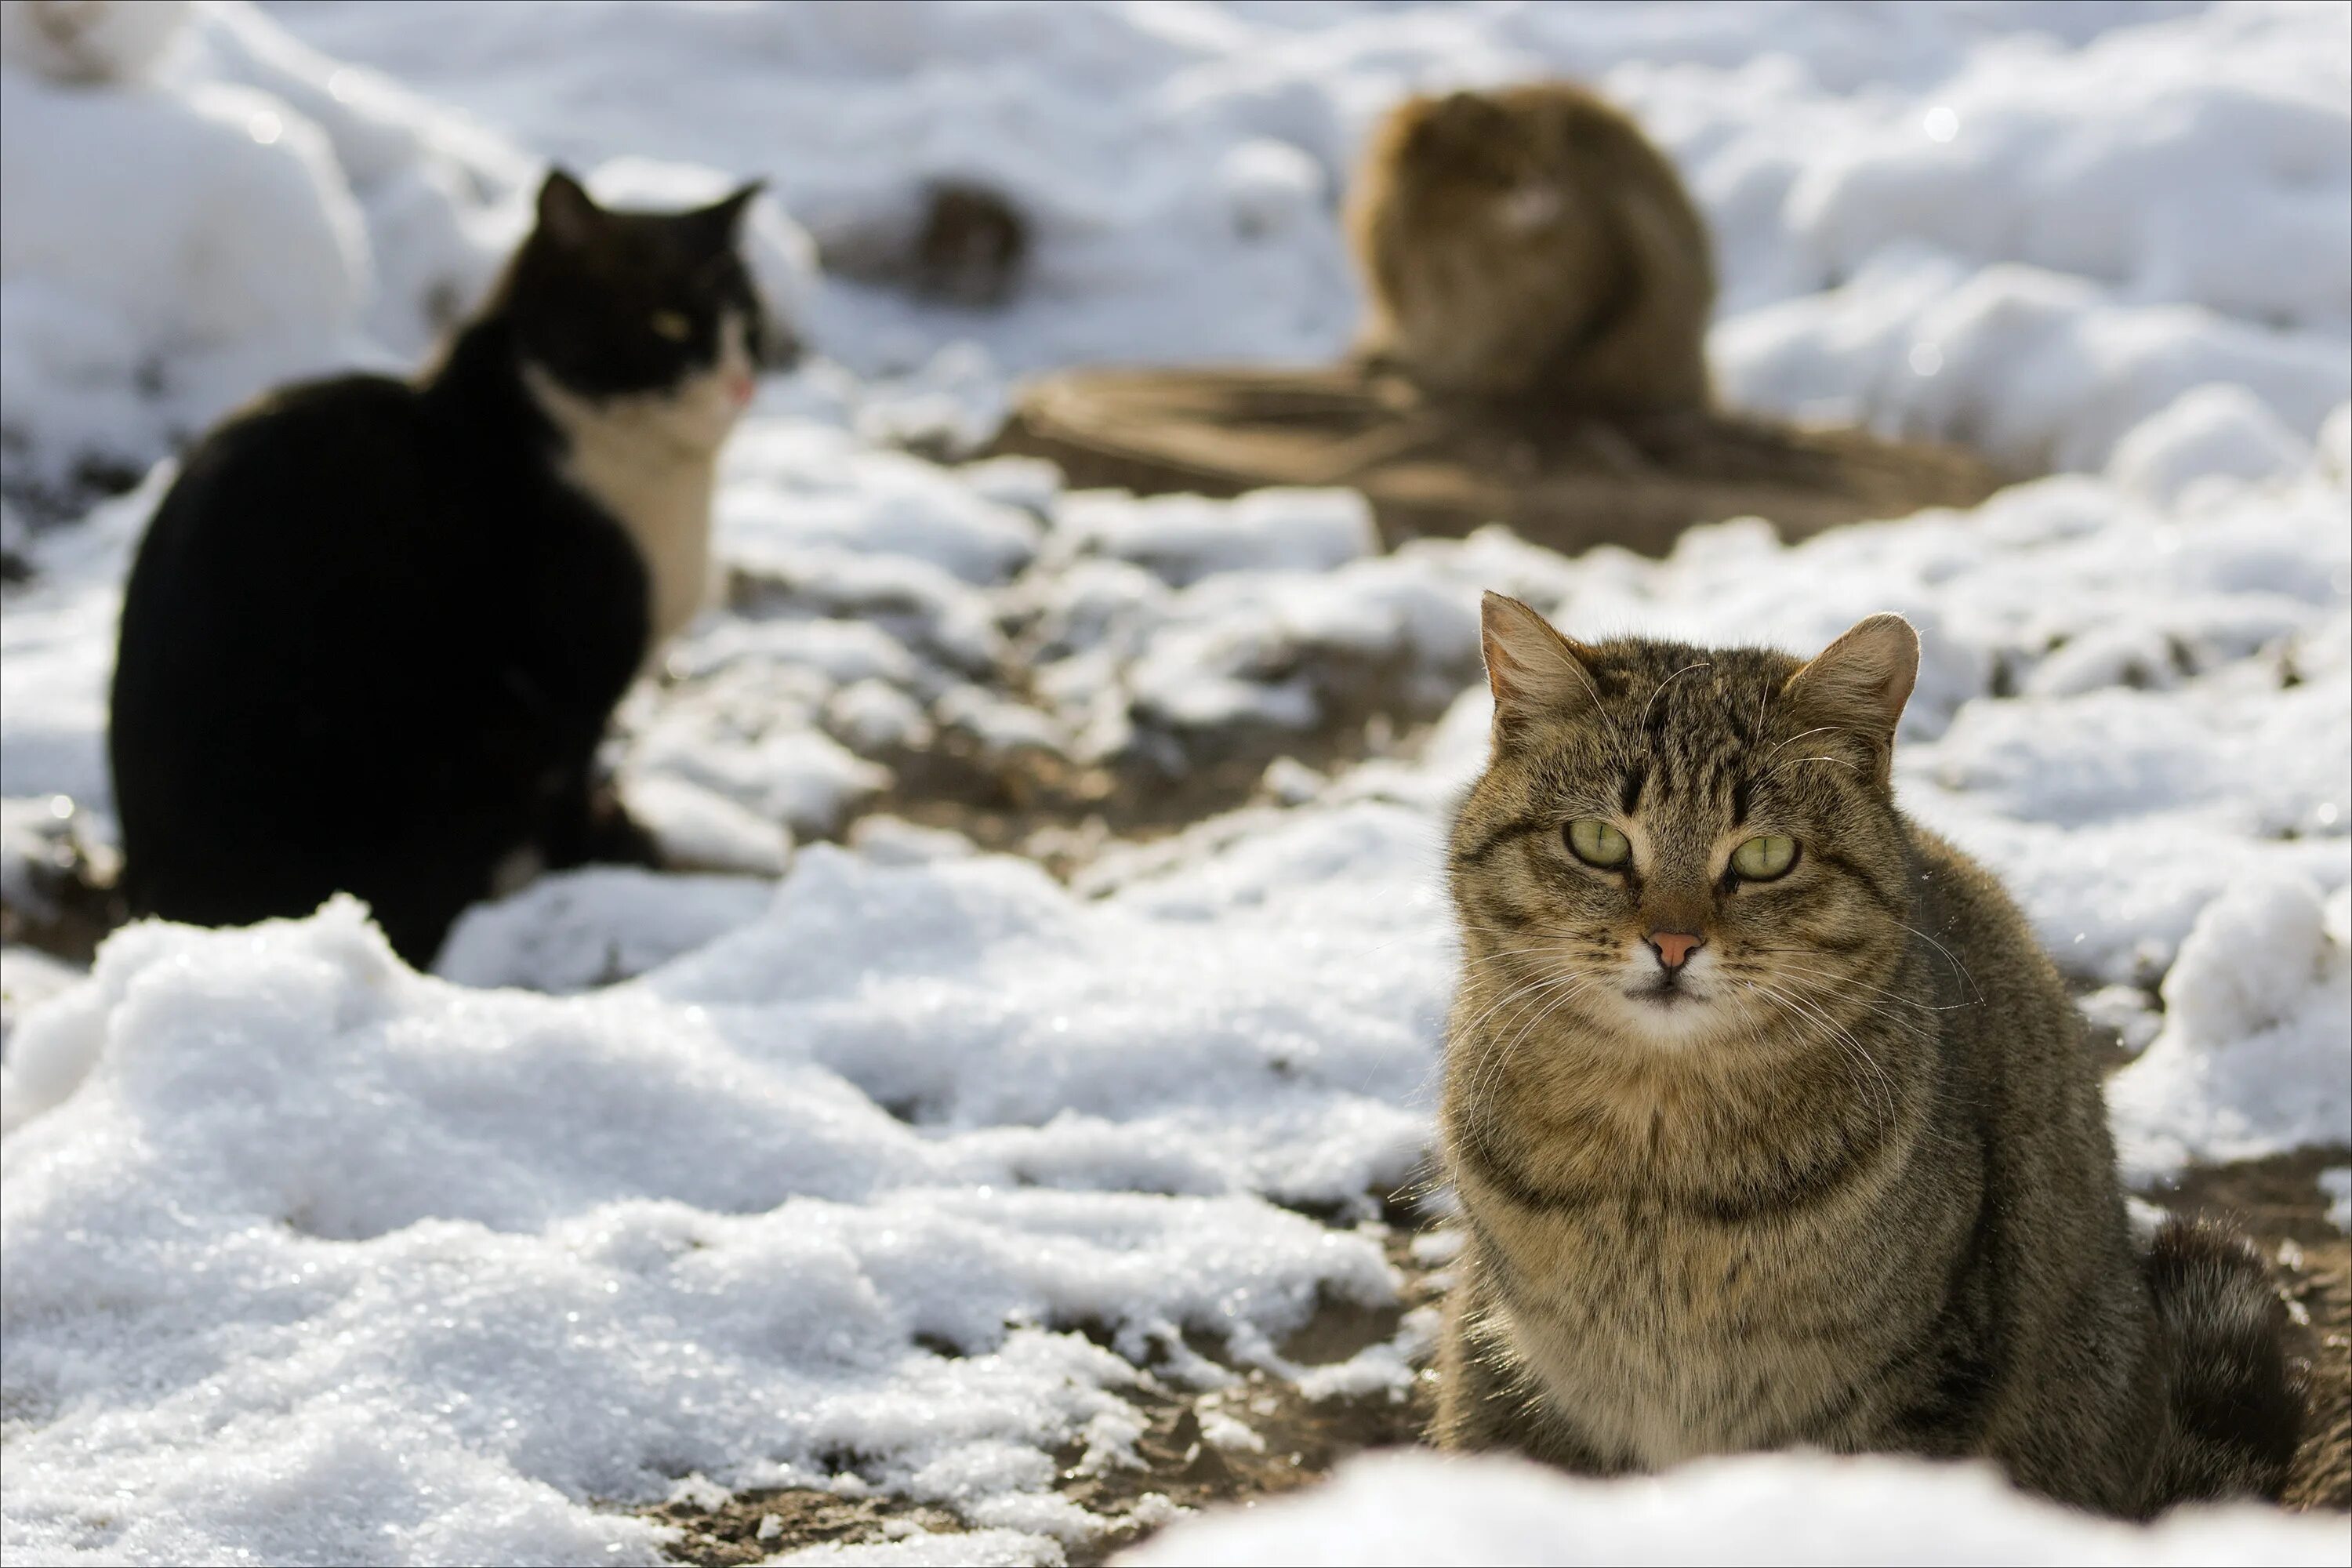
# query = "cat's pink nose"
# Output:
<box><xmin>728</xmin><ymin>372</ymin><xmax>755</xmax><ymax>406</ymax></box>
<box><xmin>1647</xmin><ymin>931</ymin><xmax>1703</xmax><ymax>971</ymax></box>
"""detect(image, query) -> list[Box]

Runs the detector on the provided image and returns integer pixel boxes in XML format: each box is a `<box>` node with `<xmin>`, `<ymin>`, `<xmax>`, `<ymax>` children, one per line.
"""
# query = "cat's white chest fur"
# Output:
<box><xmin>522</xmin><ymin>312</ymin><xmax>753</xmax><ymax>655</ymax></box>
<box><xmin>544</xmin><ymin>412</ymin><xmax>717</xmax><ymax>650</ymax></box>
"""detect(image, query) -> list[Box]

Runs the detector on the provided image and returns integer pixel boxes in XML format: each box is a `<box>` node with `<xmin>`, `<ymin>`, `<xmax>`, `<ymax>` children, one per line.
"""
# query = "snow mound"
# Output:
<box><xmin>2109</xmin><ymin>383</ymin><xmax>2316</xmax><ymax>510</ymax></box>
<box><xmin>2</xmin><ymin>824</ymin><xmax>1441</xmax><ymax>1556</ymax></box>
<box><xmin>0</xmin><ymin>47</ymin><xmax>377</xmax><ymax>485</ymax></box>
<box><xmin>435</xmin><ymin>867</ymin><xmax>779</xmax><ymax>994</ymax></box>
<box><xmin>2323</xmin><ymin>1167</ymin><xmax>2352</xmax><ymax>1233</ymax></box>
<box><xmin>0</xmin><ymin>942</ymin><xmax>79</xmax><ymax>1054</ymax></box>
<box><xmin>1119</xmin><ymin>1449</ymin><xmax>2352</xmax><ymax>1566</ymax></box>
<box><xmin>2108</xmin><ymin>875</ymin><xmax>2352</xmax><ymax>1181</ymax></box>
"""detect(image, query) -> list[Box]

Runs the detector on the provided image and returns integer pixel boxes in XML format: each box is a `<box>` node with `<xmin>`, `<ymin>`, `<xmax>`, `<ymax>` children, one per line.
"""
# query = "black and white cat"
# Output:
<box><xmin>109</xmin><ymin>170</ymin><xmax>775</xmax><ymax>965</ymax></box>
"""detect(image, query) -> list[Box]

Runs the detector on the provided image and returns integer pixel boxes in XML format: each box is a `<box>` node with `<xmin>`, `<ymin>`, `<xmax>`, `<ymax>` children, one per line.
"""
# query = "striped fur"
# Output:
<box><xmin>1433</xmin><ymin>594</ymin><xmax>2300</xmax><ymax>1516</ymax></box>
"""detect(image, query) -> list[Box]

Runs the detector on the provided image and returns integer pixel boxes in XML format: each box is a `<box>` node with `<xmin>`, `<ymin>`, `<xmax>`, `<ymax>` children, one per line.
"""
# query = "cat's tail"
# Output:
<box><xmin>2144</xmin><ymin>1214</ymin><xmax>2303</xmax><ymax>1505</ymax></box>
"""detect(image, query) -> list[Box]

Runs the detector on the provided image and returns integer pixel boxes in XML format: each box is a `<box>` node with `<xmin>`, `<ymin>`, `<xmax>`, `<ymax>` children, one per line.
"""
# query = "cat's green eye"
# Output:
<box><xmin>1565</xmin><ymin>818</ymin><xmax>1631</xmax><ymax>869</ymax></box>
<box><xmin>649</xmin><ymin>310</ymin><xmax>691</xmax><ymax>342</ymax></box>
<box><xmin>1731</xmin><ymin>834</ymin><xmax>1798</xmax><ymax>881</ymax></box>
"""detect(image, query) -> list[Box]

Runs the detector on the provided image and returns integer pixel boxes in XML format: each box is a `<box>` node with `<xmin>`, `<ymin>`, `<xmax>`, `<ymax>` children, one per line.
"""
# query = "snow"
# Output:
<box><xmin>434</xmin><ymin>868</ymin><xmax>780</xmax><ymax>995</ymax></box>
<box><xmin>780</xmin><ymin>1530</ymin><xmax>1053</xmax><ymax>1568</ymax></box>
<box><xmin>0</xmin><ymin>1</ymin><xmax>192</xmax><ymax>85</ymax></box>
<box><xmin>2109</xmin><ymin>381</ymin><xmax>2318</xmax><ymax>509</ymax></box>
<box><xmin>2323</xmin><ymin>1166</ymin><xmax>2352</xmax><ymax>1232</ymax></box>
<box><xmin>615</xmin><ymin>773</ymin><xmax>795</xmax><ymax>880</ymax></box>
<box><xmin>6</xmin><ymin>1</ymin><xmax>2347</xmax><ymax>502</ymax></box>
<box><xmin>1050</xmin><ymin>488</ymin><xmax>1378</xmax><ymax>588</ymax></box>
<box><xmin>624</xmin><ymin>714</ymin><xmax>891</xmax><ymax>842</ymax></box>
<box><xmin>1118</xmin><ymin>1450</ymin><xmax>2352</xmax><ymax>1566</ymax></box>
<box><xmin>10</xmin><ymin>429</ymin><xmax>2346</xmax><ymax>1555</ymax></box>
<box><xmin>2108</xmin><ymin>875</ymin><xmax>2352</xmax><ymax>1180</ymax></box>
<box><xmin>0</xmin><ymin>943</ymin><xmax>80</xmax><ymax>1054</ymax></box>
<box><xmin>269</xmin><ymin>0</ymin><xmax>2351</xmax><ymax>476</ymax></box>
<box><xmin>0</xmin><ymin>0</ymin><xmax>816</xmax><ymax>503</ymax></box>
<box><xmin>3</xmin><ymin>2</ymin><xmax>2350</xmax><ymax>1564</ymax></box>
<box><xmin>3</xmin><ymin>883</ymin><xmax>1426</xmax><ymax>1559</ymax></box>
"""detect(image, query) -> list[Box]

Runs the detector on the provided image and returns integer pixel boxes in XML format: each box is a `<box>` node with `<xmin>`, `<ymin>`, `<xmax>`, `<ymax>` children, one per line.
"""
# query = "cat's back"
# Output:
<box><xmin>144</xmin><ymin>374</ymin><xmax>437</xmax><ymax>555</ymax></box>
<box><xmin>220</xmin><ymin>371</ymin><xmax>422</xmax><ymax>441</ymax></box>
<box><xmin>1897</xmin><ymin>815</ymin><xmax>2169</xmax><ymax>1510</ymax></box>
<box><xmin>1900</xmin><ymin>818</ymin><xmax>2089</xmax><ymax>1090</ymax></box>
<box><xmin>116</xmin><ymin>371</ymin><xmax>509</xmax><ymax>760</ymax></box>
<box><xmin>114</xmin><ymin>374</ymin><xmax>470</xmax><ymax>822</ymax></box>
<box><xmin>1348</xmin><ymin>81</ymin><xmax>1713</xmax><ymax>408</ymax></box>
<box><xmin>1499</xmin><ymin>81</ymin><xmax>1692</xmax><ymax>187</ymax></box>
<box><xmin>125</xmin><ymin>373</ymin><xmax>468</xmax><ymax>640</ymax></box>
<box><xmin>1896</xmin><ymin>816</ymin><xmax>2131</xmax><ymax>1293</ymax></box>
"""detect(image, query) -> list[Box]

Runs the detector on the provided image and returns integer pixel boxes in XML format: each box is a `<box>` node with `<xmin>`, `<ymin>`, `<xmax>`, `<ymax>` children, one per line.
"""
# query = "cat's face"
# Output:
<box><xmin>505</xmin><ymin>171</ymin><xmax>776</xmax><ymax>452</ymax></box>
<box><xmin>1450</xmin><ymin>594</ymin><xmax>1919</xmax><ymax>1053</ymax></box>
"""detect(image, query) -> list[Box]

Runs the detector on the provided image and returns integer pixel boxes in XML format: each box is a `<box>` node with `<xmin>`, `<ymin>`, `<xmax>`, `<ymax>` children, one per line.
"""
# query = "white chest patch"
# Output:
<box><xmin>522</xmin><ymin>312</ymin><xmax>753</xmax><ymax>656</ymax></box>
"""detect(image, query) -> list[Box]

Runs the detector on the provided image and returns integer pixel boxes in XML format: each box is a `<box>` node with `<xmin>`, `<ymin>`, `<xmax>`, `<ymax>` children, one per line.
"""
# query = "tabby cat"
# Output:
<box><xmin>1348</xmin><ymin>83</ymin><xmax>1714</xmax><ymax>412</ymax></box>
<box><xmin>1436</xmin><ymin>593</ymin><xmax>2301</xmax><ymax>1515</ymax></box>
<box><xmin>109</xmin><ymin>170</ymin><xmax>771</xmax><ymax>966</ymax></box>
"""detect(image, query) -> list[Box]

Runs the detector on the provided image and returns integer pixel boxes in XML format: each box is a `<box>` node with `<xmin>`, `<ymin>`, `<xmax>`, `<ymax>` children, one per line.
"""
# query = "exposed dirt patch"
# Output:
<box><xmin>644</xmin><ymin>1226</ymin><xmax>1447</xmax><ymax>1566</ymax></box>
<box><xmin>718</xmin><ymin>552</ymin><xmax>1465</xmax><ymax>883</ymax></box>
<box><xmin>856</xmin><ymin>702</ymin><xmax>1436</xmax><ymax>882</ymax></box>
<box><xmin>648</xmin><ymin>1488</ymin><xmax>966</xmax><ymax>1566</ymax></box>
<box><xmin>1054</xmin><ymin>1233</ymin><xmax>1443</xmax><ymax>1565</ymax></box>
<box><xmin>0</xmin><ymin>447</ymin><xmax>149</xmax><ymax>537</ymax></box>
<box><xmin>0</xmin><ymin>887</ymin><xmax>116</xmax><ymax>971</ymax></box>
<box><xmin>0</xmin><ymin>799</ymin><xmax>122</xmax><ymax>967</ymax></box>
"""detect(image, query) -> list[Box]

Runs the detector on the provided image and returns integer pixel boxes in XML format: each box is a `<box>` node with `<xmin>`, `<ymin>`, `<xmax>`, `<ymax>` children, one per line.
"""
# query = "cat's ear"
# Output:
<box><xmin>536</xmin><ymin>169</ymin><xmax>604</xmax><ymax>249</ymax></box>
<box><xmin>1780</xmin><ymin>613</ymin><xmax>1918</xmax><ymax>780</ymax></box>
<box><xmin>681</xmin><ymin>180</ymin><xmax>764</xmax><ymax>252</ymax></box>
<box><xmin>1482</xmin><ymin>591</ymin><xmax>1598</xmax><ymax>742</ymax></box>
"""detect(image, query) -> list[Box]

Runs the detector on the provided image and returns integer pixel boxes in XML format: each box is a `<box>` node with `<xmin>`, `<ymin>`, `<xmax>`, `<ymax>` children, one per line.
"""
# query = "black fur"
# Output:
<box><xmin>108</xmin><ymin>171</ymin><xmax>767</xmax><ymax>966</ymax></box>
<box><xmin>2144</xmin><ymin>1215</ymin><xmax>2304</xmax><ymax>1502</ymax></box>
